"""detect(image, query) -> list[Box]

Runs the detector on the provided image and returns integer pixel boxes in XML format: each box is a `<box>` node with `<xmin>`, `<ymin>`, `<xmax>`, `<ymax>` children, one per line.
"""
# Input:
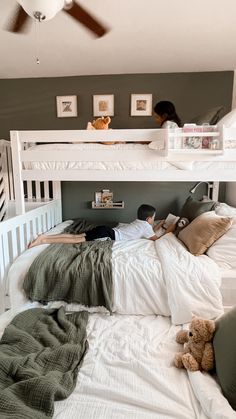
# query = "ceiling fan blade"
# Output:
<box><xmin>64</xmin><ymin>2</ymin><xmax>108</xmax><ymax>38</ymax></box>
<box><xmin>5</xmin><ymin>5</ymin><xmax>30</xmax><ymax>33</ymax></box>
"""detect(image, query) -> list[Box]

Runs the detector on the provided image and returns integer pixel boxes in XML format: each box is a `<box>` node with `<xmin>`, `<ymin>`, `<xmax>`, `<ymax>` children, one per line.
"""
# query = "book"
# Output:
<box><xmin>163</xmin><ymin>213</ymin><xmax>180</xmax><ymax>229</ymax></box>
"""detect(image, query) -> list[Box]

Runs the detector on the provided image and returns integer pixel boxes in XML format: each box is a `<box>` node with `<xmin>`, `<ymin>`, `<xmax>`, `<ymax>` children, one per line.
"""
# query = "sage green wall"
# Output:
<box><xmin>62</xmin><ymin>181</ymin><xmax>225</xmax><ymax>223</ymax></box>
<box><xmin>0</xmin><ymin>71</ymin><xmax>233</xmax><ymax>139</ymax></box>
<box><xmin>0</xmin><ymin>71</ymin><xmax>230</xmax><ymax>221</ymax></box>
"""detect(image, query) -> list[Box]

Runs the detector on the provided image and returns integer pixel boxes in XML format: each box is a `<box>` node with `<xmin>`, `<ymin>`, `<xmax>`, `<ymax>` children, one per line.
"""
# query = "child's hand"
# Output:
<box><xmin>154</xmin><ymin>220</ymin><xmax>165</xmax><ymax>231</ymax></box>
<box><xmin>165</xmin><ymin>223</ymin><xmax>176</xmax><ymax>233</ymax></box>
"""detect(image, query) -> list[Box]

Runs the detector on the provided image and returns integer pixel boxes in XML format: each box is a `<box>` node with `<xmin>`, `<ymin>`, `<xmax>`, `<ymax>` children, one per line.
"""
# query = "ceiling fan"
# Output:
<box><xmin>6</xmin><ymin>0</ymin><xmax>108</xmax><ymax>37</ymax></box>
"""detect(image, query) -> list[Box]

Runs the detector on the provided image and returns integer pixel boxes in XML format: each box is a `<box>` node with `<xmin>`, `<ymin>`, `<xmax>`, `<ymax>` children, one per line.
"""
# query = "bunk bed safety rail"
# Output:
<box><xmin>0</xmin><ymin>140</ymin><xmax>15</xmax><ymax>220</ymax></box>
<box><xmin>0</xmin><ymin>199</ymin><xmax>62</xmax><ymax>313</ymax></box>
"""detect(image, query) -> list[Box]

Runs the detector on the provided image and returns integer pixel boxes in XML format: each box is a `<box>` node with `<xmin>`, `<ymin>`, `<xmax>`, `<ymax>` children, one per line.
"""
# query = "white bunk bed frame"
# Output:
<box><xmin>0</xmin><ymin>140</ymin><xmax>14</xmax><ymax>221</ymax></box>
<box><xmin>10</xmin><ymin>126</ymin><xmax>236</xmax><ymax>214</ymax></box>
<box><xmin>0</xmin><ymin>126</ymin><xmax>236</xmax><ymax>313</ymax></box>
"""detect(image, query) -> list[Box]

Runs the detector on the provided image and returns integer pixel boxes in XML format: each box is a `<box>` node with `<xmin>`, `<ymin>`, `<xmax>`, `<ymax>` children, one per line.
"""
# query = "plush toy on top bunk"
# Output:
<box><xmin>174</xmin><ymin>317</ymin><xmax>215</xmax><ymax>372</ymax></box>
<box><xmin>175</xmin><ymin>217</ymin><xmax>190</xmax><ymax>236</ymax></box>
<box><xmin>87</xmin><ymin>116</ymin><xmax>119</xmax><ymax>145</ymax></box>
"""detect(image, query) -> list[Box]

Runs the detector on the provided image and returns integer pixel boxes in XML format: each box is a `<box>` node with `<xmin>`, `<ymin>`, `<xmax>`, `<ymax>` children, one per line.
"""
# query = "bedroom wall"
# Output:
<box><xmin>225</xmin><ymin>183</ymin><xmax>236</xmax><ymax>206</ymax></box>
<box><xmin>62</xmin><ymin>181</ymin><xmax>226</xmax><ymax>223</ymax></box>
<box><xmin>0</xmin><ymin>71</ymin><xmax>233</xmax><ymax>139</ymax></box>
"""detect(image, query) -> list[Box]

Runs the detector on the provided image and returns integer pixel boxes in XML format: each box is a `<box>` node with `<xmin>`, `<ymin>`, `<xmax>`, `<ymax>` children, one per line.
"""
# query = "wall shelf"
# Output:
<box><xmin>91</xmin><ymin>201</ymin><xmax>124</xmax><ymax>209</ymax></box>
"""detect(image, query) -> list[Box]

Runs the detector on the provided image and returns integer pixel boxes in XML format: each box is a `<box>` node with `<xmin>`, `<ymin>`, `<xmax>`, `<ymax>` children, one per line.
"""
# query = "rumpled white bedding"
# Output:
<box><xmin>0</xmin><ymin>306</ymin><xmax>235</xmax><ymax>419</ymax></box>
<box><xmin>23</xmin><ymin>143</ymin><xmax>236</xmax><ymax>171</ymax></box>
<box><xmin>8</xmin><ymin>229</ymin><xmax>223</xmax><ymax>324</ymax></box>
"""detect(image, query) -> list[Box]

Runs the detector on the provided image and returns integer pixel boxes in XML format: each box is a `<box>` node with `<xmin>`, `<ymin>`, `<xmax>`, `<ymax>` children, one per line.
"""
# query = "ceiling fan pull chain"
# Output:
<box><xmin>34</xmin><ymin>20</ymin><xmax>40</xmax><ymax>65</ymax></box>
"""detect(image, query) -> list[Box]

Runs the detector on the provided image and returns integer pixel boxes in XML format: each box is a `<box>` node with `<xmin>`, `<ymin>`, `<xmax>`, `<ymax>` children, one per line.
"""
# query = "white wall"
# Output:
<box><xmin>225</xmin><ymin>183</ymin><xmax>236</xmax><ymax>206</ymax></box>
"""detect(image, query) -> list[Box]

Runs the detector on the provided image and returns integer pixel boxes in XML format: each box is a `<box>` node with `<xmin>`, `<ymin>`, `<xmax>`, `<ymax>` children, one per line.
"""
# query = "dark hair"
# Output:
<box><xmin>137</xmin><ymin>204</ymin><xmax>156</xmax><ymax>220</ymax></box>
<box><xmin>153</xmin><ymin>101</ymin><xmax>181</xmax><ymax>127</ymax></box>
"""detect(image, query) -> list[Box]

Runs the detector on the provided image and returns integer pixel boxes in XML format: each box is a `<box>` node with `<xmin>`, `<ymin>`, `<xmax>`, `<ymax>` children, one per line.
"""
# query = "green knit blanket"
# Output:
<box><xmin>23</xmin><ymin>219</ymin><xmax>114</xmax><ymax>311</ymax></box>
<box><xmin>0</xmin><ymin>307</ymin><xmax>88</xmax><ymax>419</ymax></box>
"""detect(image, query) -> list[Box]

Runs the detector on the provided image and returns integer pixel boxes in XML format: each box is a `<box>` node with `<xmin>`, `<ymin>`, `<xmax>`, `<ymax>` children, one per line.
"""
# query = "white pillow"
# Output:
<box><xmin>217</xmin><ymin>108</ymin><xmax>236</xmax><ymax>127</ymax></box>
<box><xmin>207</xmin><ymin>217</ymin><xmax>236</xmax><ymax>270</ymax></box>
<box><xmin>215</xmin><ymin>202</ymin><xmax>236</xmax><ymax>217</ymax></box>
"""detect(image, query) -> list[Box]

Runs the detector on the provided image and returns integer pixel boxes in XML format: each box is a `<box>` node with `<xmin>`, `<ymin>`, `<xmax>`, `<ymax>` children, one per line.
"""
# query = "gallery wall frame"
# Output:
<box><xmin>130</xmin><ymin>94</ymin><xmax>153</xmax><ymax>116</ymax></box>
<box><xmin>56</xmin><ymin>95</ymin><xmax>78</xmax><ymax>118</ymax></box>
<box><xmin>93</xmin><ymin>94</ymin><xmax>114</xmax><ymax>117</ymax></box>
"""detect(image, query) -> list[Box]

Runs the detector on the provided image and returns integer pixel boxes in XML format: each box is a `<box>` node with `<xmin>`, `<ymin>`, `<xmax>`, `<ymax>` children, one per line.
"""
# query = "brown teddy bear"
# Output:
<box><xmin>174</xmin><ymin>317</ymin><xmax>215</xmax><ymax>372</ymax></box>
<box><xmin>87</xmin><ymin>116</ymin><xmax>117</xmax><ymax>145</ymax></box>
<box><xmin>91</xmin><ymin>116</ymin><xmax>111</xmax><ymax>130</ymax></box>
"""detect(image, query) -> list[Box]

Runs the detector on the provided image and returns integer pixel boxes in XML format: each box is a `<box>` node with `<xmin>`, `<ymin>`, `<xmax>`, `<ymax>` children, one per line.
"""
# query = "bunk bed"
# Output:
<box><xmin>0</xmin><ymin>126</ymin><xmax>236</xmax><ymax>418</ymax></box>
<box><xmin>9</xmin><ymin>125</ymin><xmax>236</xmax><ymax>214</ymax></box>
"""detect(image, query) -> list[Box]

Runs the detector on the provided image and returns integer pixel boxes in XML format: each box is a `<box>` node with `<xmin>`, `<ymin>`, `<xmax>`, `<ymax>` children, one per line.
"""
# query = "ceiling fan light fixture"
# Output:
<box><xmin>18</xmin><ymin>0</ymin><xmax>65</xmax><ymax>21</ymax></box>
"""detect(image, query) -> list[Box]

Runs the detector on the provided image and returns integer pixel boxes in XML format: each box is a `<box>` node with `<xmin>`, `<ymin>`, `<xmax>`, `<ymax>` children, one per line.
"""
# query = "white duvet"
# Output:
<box><xmin>8</xmin><ymin>229</ymin><xmax>223</xmax><ymax>324</ymax></box>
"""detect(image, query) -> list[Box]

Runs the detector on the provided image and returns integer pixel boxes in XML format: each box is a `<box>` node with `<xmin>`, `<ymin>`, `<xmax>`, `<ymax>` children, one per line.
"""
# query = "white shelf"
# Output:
<box><xmin>169</xmin><ymin>131</ymin><xmax>220</xmax><ymax>137</ymax></box>
<box><xmin>169</xmin><ymin>149</ymin><xmax>223</xmax><ymax>154</ymax></box>
<box><xmin>91</xmin><ymin>201</ymin><xmax>124</xmax><ymax>209</ymax></box>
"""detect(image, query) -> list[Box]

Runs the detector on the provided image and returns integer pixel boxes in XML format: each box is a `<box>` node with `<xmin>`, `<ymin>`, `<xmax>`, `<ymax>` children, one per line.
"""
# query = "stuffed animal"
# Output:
<box><xmin>175</xmin><ymin>217</ymin><xmax>189</xmax><ymax>236</ymax></box>
<box><xmin>174</xmin><ymin>317</ymin><xmax>215</xmax><ymax>372</ymax></box>
<box><xmin>87</xmin><ymin>116</ymin><xmax>117</xmax><ymax>145</ymax></box>
<box><xmin>91</xmin><ymin>116</ymin><xmax>111</xmax><ymax>130</ymax></box>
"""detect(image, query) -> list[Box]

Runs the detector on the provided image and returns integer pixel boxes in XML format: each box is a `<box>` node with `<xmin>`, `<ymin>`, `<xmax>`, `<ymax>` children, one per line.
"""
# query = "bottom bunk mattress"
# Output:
<box><xmin>0</xmin><ymin>305</ymin><xmax>235</xmax><ymax>419</ymax></box>
<box><xmin>7</xmin><ymin>222</ymin><xmax>223</xmax><ymax>324</ymax></box>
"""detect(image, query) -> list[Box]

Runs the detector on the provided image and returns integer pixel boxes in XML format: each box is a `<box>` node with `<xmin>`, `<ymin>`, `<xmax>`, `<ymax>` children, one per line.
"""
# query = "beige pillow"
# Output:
<box><xmin>178</xmin><ymin>212</ymin><xmax>232</xmax><ymax>256</ymax></box>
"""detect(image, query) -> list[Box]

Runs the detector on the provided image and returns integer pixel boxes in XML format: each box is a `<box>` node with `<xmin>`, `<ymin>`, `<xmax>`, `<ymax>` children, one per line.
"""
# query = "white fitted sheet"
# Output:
<box><xmin>0</xmin><ymin>306</ymin><xmax>235</xmax><ymax>419</ymax></box>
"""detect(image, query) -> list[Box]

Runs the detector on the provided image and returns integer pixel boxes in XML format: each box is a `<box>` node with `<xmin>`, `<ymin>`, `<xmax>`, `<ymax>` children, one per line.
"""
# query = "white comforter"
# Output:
<box><xmin>113</xmin><ymin>234</ymin><xmax>223</xmax><ymax>323</ymax></box>
<box><xmin>8</xmin><ymin>230</ymin><xmax>223</xmax><ymax>324</ymax></box>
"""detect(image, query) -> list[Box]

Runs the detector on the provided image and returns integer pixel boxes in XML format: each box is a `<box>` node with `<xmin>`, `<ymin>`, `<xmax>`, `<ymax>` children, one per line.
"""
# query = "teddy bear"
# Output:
<box><xmin>91</xmin><ymin>116</ymin><xmax>111</xmax><ymax>130</ymax></box>
<box><xmin>174</xmin><ymin>317</ymin><xmax>215</xmax><ymax>372</ymax></box>
<box><xmin>87</xmin><ymin>116</ymin><xmax>117</xmax><ymax>145</ymax></box>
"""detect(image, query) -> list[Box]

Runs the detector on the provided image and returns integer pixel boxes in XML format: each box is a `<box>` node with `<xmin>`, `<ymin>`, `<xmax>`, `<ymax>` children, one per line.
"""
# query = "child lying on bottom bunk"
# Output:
<box><xmin>29</xmin><ymin>204</ymin><xmax>177</xmax><ymax>247</ymax></box>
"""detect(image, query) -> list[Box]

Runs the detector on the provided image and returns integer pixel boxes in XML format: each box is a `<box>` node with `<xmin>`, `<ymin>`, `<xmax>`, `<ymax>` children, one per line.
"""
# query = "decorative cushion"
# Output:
<box><xmin>214</xmin><ymin>202</ymin><xmax>236</xmax><ymax>217</ymax></box>
<box><xmin>180</xmin><ymin>196</ymin><xmax>215</xmax><ymax>222</ymax></box>
<box><xmin>207</xmin><ymin>218</ymin><xmax>236</xmax><ymax>270</ymax></box>
<box><xmin>190</xmin><ymin>106</ymin><xmax>223</xmax><ymax>125</ymax></box>
<box><xmin>217</xmin><ymin>108</ymin><xmax>236</xmax><ymax>127</ymax></box>
<box><xmin>213</xmin><ymin>306</ymin><xmax>236</xmax><ymax>410</ymax></box>
<box><xmin>178</xmin><ymin>212</ymin><xmax>232</xmax><ymax>256</ymax></box>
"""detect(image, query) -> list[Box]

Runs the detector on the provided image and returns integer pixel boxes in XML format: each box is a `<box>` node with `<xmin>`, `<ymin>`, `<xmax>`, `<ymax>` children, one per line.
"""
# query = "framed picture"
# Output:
<box><xmin>93</xmin><ymin>94</ymin><xmax>114</xmax><ymax>117</ymax></box>
<box><xmin>56</xmin><ymin>95</ymin><xmax>77</xmax><ymax>118</ymax></box>
<box><xmin>130</xmin><ymin>94</ymin><xmax>152</xmax><ymax>116</ymax></box>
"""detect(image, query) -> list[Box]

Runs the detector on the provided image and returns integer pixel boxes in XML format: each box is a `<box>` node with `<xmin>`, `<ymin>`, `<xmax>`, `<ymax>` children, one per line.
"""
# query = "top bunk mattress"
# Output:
<box><xmin>23</xmin><ymin>143</ymin><xmax>236</xmax><ymax>171</ymax></box>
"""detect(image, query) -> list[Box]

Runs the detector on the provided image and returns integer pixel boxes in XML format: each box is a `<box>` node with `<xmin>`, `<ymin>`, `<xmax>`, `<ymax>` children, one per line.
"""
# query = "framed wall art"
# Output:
<box><xmin>56</xmin><ymin>95</ymin><xmax>78</xmax><ymax>118</ymax></box>
<box><xmin>130</xmin><ymin>93</ymin><xmax>153</xmax><ymax>116</ymax></box>
<box><xmin>93</xmin><ymin>94</ymin><xmax>114</xmax><ymax>117</ymax></box>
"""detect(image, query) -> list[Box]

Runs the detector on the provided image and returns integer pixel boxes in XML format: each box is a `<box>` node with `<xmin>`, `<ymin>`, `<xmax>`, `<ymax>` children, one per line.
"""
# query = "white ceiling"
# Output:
<box><xmin>1</xmin><ymin>0</ymin><xmax>236</xmax><ymax>79</ymax></box>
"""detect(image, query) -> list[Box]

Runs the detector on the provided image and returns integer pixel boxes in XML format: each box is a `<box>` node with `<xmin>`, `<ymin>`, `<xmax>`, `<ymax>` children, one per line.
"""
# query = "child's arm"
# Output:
<box><xmin>148</xmin><ymin>222</ymin><xmax>176</xmax><ymax>241</ymax></box>
<box><xmin>153</xmin><ymin>220</ymin><xmax>165</xmax><ymax>232</ymax></box>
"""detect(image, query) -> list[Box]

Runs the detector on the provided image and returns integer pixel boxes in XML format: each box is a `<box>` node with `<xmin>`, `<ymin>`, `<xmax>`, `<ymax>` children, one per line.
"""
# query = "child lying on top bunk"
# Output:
<box><xmin>29</xmin><ymin>204</ymin><xmax>177</xmax><ymax>247</ymax></box>
<box><xmin>87</xmin><ymin>101</ymin><xmax>181</xmax><ymax>146</ymax></box>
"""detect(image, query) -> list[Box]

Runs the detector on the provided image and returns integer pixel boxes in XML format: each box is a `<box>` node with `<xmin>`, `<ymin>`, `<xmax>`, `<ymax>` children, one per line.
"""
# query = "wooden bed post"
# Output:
<box><xmin>212</xmin><ymin>182</ymin><xmax>220</xmax><ymax>201</ymax></box>
<box><xmin>0</xmin><ymin>235</ymin><xmax>6</xmax><ymax>313</ymax></box>
<box><xmin>52</xmin><ymin>181</ymin><xmax>62</xmax><ymax>223</ymax></box>
<box><xmin>10</xmin><ymin>131</ymin><xmax>25</xmax><ymax>215</ymax></box>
